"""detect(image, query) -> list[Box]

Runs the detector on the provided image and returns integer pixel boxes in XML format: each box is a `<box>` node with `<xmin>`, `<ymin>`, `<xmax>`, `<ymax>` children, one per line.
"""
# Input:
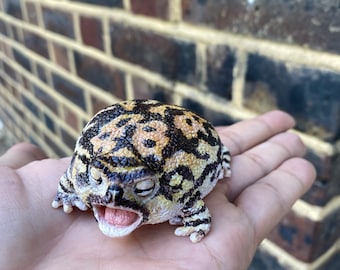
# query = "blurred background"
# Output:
<box><xmin>0</xmin><ymin>0</ymin><xmax>339</xmax><ymax>269</ymax></box>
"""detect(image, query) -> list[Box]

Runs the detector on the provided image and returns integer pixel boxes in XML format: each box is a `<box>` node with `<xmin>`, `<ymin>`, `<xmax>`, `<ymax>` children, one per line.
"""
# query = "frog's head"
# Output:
<box><xmin>85</xmin><ymin>163</ymin><xmax>160</xmax><ymax>237</ymax></box>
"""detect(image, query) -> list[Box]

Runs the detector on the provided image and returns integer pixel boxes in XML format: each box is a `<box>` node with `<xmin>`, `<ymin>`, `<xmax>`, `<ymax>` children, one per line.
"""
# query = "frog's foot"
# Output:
<box><xmin>51</xmin><ymin>173</ymin><xmax>88</xmax><ymax>213</ymax></box>
<box><xmin>52</xmin><ymin>192</ymin><xmax>88</xmax><ymax>213</ymax></box>
<box><xmin>220</xmin><ymin>145</ymin><xmax>231</xmax><ymax>179</ymax></box>
<box><xmin>174</xmin><ymin>199</ymin><xmax>211</xmax><ymax>243</ymax></box>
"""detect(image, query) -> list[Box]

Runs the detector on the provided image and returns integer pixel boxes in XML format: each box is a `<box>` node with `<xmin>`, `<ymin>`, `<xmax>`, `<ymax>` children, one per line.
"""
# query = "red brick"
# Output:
<box><xmin>182</xmin><ymin>0</ymin><xmax>245</xmax><ymax>30</ymax></box>
<box><xmin>52</xmin><ymin>43</ymin><xmax>70</xmax><ymax>71</ymax></box>
<box><xmin>22</xmin><ymin>95</ymin><xmax>39</xmax><ymax>116</ymax></box>
<box><xmin>63</xmin><ymin>105</ymin><xmax>79</xmax><ymax>132</ymax></box>
<box><xmin>130</xmin><ymin>0</ymin><xmax>169</xmax><ymax>19</ymax></box>
<box><xmin>23</xmin><ymin>30</ymin><xmax>48</xmax><ymax>59</ymax></box>
<box><xmin>70</xmin><ymin>0</ymin><xmax>123</xmax><ymax>8</ymax></box>
<box><xmin>24</xmin><ymin>2</ymin><xmax>38</xmax><ymax>25</ymax></box>
<box><xmin>74</xmin><ymin>52</ymin><xmax>126</xmax><ymax>99</ymax></box>
<box><xmin>61</xmin><ymin>128</ymin><xmax>76</xmax><ymax>150</ymax></box>
<box><xmin>44</xmin><ymin>113</ymin><xmax>56</xmax><ymax>133</ymax></box>
<box><xmin>0</xmin><ymin>19</ymin><xmax>7</xmax><ymax>37</ymax></box>
<box><xmin>80</xmin><ymin>16</ymin><xmax>104</xmax><ymax>50</ymax></box>
<box><xmin>36</xmin><ymin>64</ymin><xmax>48</xmax><ymax>83</ymax></box>
<box><xmin>3</xmin><ymin>62</ymin><xmax>15</xmax><ymax>80</ymax></box>
<box><xmin>110</xmin><ymin>22</ymin><xmax>196</xmax><ymax>85</ymax></box>
<box><xmin>52</xmin><ymin>73</ymin><xmax>86</xmax><ymax>109</ymax></box>
<box><xmin>33</xmin><ymin>85</ymin><xmax>58</xmax><ymax>112</ymax></box>
<box><xmin>182</xmin><ymin>98</ymin><xmax>234</xmax><ymax>126</ymax></box>
<box><xmin>42</xmin><ymin>7</ymin><xmax>75</xmax><ymax>39</ymax></box>
<box><xmin>268</xmin><ymin>208</ymin><xmax>340</xmax><ymax>262</ymax></box>
<box><xmin>44</xmin><ymin>134</ymin><xmax>67</xmax><ymax>157</ymax></box>
<box><xmin>90</xmin><ymin>95</ymin><xmax>113</xmax><ymax>115</ymax></box>
<box><xmin>302</xmin><ymin>149</ymin><xmax>339</xmax><ymax>206</ymax></box>
<box><xmin>132</xmin><ymin>76</ymin><xmax>172</xmax><ymax>103</ymax></box>
<box><xmin>206</xmin><ymin>45</ymin><xmax>235</xmax><ymax>100</ymax></box>
<box><xmin>11</xmin><ymin>25</ymin><xmax>22</xmax><ymax>43</ymax></box>
<box><xmin>245</xmin><ymin>54</ymin><xmax>340</xmax><ymax>142</ymax></box>
<box><xmin>3</xmin><ymin>0</ymin><xmax>23</xmax><ymax>19</ymax></box>
<box><xmin>251</xmin><ymin>248</ymin><xmax>291</xmax><ymax>270</ymax></box>
<box><xmin>182</xmin><ymin>0</ymin><xmax>340</xmax><ymax>54</ymax></box>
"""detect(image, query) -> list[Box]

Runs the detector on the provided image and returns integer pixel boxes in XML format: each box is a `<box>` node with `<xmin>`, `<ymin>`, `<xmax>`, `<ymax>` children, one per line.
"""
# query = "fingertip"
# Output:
<box><xmin>0</xmin><ymin>142</ymin><xmax>47</xmax><ymax>169</ymax></box>
<box><xmin>260</xmin><ymin>110</ymin><xmax>296</xmax><ymax>130</ymax></box>
<box><xmin>270</xmin><ymin>132</ymin><xmax>307</xmax><ymax>157</ymax></box>
<box><xmin>280</xmin><ymin>157</ymin><xmax>317</xmax><ymax>192</ymax></box>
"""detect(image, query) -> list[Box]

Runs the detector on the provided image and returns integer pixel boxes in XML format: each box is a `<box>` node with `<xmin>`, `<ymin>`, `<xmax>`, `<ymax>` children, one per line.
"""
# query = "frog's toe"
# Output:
<box><xmin>174</xmin><ymin>223</ymin><xmax>210</xmax><ymax>243</ymax></box>
<box><xmin>52</xmin><ymin>191</ymin><xmax>87</xmax><ymax>213</ymax></box>
<box><xmin>51</xmin><ymin>199</ymin><xmax>62</xmax><ymax>209</ymax></box>
<box><xmin>189</xmin><ymin>230</ymin><xmax>206</xmax><ymax>243</ymax></box>
<box><xmin>63</xmin><ymin>203</ymin><xmax>74</xmax><ymax>214</ymax></box>
<box><xmin>75</xmin><ymin>200</ymin><xmax>88</xmax><ymax>211</ymax></box>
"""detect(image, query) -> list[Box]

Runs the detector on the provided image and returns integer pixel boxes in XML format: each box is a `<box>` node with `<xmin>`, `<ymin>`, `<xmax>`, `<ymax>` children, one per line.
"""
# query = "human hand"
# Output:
<box><xmin>0</xmin><ymin>111</ymin><xmax>315</xmax><ymax>270</ymax></box>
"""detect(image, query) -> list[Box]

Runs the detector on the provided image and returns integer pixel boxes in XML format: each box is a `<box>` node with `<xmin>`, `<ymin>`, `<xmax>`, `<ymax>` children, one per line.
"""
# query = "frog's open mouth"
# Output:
<box><xmin>93</xmin><ymin>205</ymin><xmax>143</xmax><ymax>237</ymax></box>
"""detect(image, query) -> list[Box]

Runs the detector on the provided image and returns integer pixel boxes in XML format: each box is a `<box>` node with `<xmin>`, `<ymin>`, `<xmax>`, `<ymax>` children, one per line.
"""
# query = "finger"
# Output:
<box><xmin>0</xmin><ymin>143</ymin><xmax>47</xmax><ymax>169</ymax></box>
<box><xmin>235</xmin><ymin>157</ymin><xmax>316</xmax><ymax>244</ymax></box>
<box><xmin>226</xmin><ymin>132</ymin><xmax>306</xmax><ymax>201</ymax></box>
<box><xmin>216</xmin><ymin>110</ymin><xmax>295</xmax><ymax>156</ymax></box>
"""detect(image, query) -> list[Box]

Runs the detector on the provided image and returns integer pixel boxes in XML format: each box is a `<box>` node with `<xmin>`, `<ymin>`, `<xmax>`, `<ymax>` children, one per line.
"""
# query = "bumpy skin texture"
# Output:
<box><xmin>52</xmin><ymin>99</ymin><xmax>231</xmax><ymax>243</ymax></box>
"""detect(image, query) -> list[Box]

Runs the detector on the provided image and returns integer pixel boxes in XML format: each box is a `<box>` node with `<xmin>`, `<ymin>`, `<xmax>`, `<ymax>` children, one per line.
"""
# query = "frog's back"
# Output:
<box><xmin>76</xmin><ymin>100</ymin><xmax>230</xmax><ymax>196</ymax></box>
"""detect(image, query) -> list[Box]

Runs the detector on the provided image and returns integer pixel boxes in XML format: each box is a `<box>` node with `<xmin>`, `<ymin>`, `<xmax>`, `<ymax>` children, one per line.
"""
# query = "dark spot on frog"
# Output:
<box><xmin>98</xmin><ymin>132</ymin><xmax>111</xmax><ymax>140</ymax></box>
<box><xmin>143</xmin><ymin>139</ymin><xmax>156</xmax><ymax>148</ymax></box>
<box><xmin>142</xmin><ymin>126</ymin><xmax>157</xmax><ymax>132</ymax></box>
<box><xmin>116</xmin><ymin>117</ymin><xmax>131</xmax><ymax>128</ymax></box>
<box><xmin>186</xmin><ymin>118</ymin><xmax>193</xmax><ymax>126</ymax></box>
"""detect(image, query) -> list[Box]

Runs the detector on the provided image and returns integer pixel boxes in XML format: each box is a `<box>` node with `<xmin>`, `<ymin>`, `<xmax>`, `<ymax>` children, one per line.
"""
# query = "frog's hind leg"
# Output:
<box><xmin>220</xmin><ymin>145</ymin><xmax>231</xmax><ymax>179</ymax></box>
<box><xmin>174</xmin><ymin>197</ymin><xmax>211</xmax><ymax>243</ymax></box>
<box><xmin>51</xmin><ymin>171</ymin><xmax>88</xmax><ymax>213</ymax></box>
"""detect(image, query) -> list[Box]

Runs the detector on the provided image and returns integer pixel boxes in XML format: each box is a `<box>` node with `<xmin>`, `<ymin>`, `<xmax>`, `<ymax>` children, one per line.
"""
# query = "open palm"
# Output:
<box><xmin>0</xmin><ymin>111</ymin><xmax>315</xmax><ymax>270</ymax></box>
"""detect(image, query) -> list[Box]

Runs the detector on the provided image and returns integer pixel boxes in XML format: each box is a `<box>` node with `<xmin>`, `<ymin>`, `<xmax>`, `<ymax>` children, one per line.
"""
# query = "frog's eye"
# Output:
<box><xmin>133</xmin><ymin>178</ymin><xmax>155</xmax><ymax>197</ymax></box>
<box><xmin>90</xmin><ymin>168</ymin><xmax>103</xmax><ymax>184</ymax></box>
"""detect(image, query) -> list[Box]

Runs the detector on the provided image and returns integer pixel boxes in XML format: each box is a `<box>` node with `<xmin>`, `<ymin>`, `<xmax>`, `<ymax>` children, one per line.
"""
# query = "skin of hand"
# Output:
<box><xmin>0</xmin><ymin>111</ymin><xmax>316</xmax><ymax>270</ymax></box>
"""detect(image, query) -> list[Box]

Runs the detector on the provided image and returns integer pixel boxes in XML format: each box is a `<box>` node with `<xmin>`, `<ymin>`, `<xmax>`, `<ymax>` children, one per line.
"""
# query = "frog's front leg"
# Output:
<box><xmin>174</xmin><ymin>198</ymin><xmax>211</xmax><ymax>243</ymax></box>
<box><xmin>51</xmin><ymin>172</ymin><xmax>88</xmax><ymax>213</ymax></box>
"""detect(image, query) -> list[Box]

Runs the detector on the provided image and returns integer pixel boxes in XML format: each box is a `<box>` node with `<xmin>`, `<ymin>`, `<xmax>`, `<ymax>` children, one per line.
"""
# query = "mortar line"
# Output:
<box><xmin>22</xmin><ymin>0</ymin><xmax>340</xmax><ymax>71</ymax></box>
<box><xmin>195</xmin><ymin>42</ymin><xmax>207</xmax><ymax>90</ymax></box>
<box><xmin>291</xmin><ymin>129</ymin><xmax>334</xmax><ymax>156</ymax></box>
<box><xmin>1</xmin><ymin>9</ymin><xmax>337</xmax><ymax>155</ymax></box>
<box><xmin>123</xmin><ymin>0</ymin><xmax>131</xmax><ymax>11</ymax></box>
<box><xmin>0</xmin><ymin>29</ymin><xmax>336</xmax><ymax>159</ymax></box>
<box><xmin>124</xmin><ymin>73</ymin><xmax>134</xmax><ymax>100</ymax></box>
<box><xmin>102</xmin><ymin>16</ymin><xmax>112</xmax><ymax>56</ymax></box>
<box><xmin>21</xmin><ymin>0</ymin><xmax>29</xmax><ymax>22</ymax></box>
<box><xmin>260</xmin><ymin>238</ymin><xmax>340</xmax><ymax>270</ymax></box>
<box><xmin>293</xmin><ymin>195</ymin><xmax>340</xmax><ymax>222</ymax></box>
<box><xmin>35</xmin><ymin>1</ymin><xmax>44</xmax><ymax>28</ymax></box>
<box><xmin>232</xmin><ymin>50</ymin><xmax>247</xmax><ymax>107</ymax></box>
<box><xmin>67</xmin><ymin>47</ymin><xmax>77</xmax><ymax>75</ymax></box>
<box><xmin>0</xmin><ymin>90</ymin><xmax>56</xmax><ymax>155</ymax></box>
<box><xmin>73</xmin><ymin>11</ymin><xmax>82</xmax><ymax>44</ymax></box>
<box><xmin>0</xmin><ymin>31</ymin><xmax>139</xmax><ymax>103</ymax></box>
<box><xmin>168</xmin><ymin>0</ymin><xmax>182</xmax><ymax>22</ymax></box>
<box><xmin>0</xmin><ymin>51</ymin><xmax>89</xmax><ymax>124</ymax></box>
<box><xmin>0</xmin><ymin>40</ymin><xmax>108</xmax><ymax>118</ymax></box>
<box><xmin>0</xmin><ymin>68</ymin><xmax>80</xmax><ymax>139</ymax></box>
<box><xmin>14</xmin><ymin>100</ymin><xmax>73</xmax><ymax>156</ymax></box>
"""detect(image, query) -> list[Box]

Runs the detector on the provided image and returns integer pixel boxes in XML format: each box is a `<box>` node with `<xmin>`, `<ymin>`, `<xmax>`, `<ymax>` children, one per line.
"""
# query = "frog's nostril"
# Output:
<box><xmin>109</xmin><ymin>185</ymin><xmax>124</xmax><ymax>201</ymax></box>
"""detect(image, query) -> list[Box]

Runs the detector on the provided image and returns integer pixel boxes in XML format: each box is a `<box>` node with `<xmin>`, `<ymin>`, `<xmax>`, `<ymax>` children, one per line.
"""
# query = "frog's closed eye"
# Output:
<box><xmin>133</xmin><ymin>178</ymin><xmax>155</xmax><ymax>197</ymax></box>
<box><xmin>90</xmin><ymin>168</ymin><xmax>103</xmax><ymax>184</ymax></box>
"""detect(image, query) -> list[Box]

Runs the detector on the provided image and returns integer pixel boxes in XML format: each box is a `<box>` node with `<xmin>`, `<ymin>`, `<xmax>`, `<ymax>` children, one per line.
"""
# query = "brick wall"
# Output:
<box><xmin>0</xmin><ymin>0</ymin><xmax>339</xmax><ymax>269</ymax></box>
